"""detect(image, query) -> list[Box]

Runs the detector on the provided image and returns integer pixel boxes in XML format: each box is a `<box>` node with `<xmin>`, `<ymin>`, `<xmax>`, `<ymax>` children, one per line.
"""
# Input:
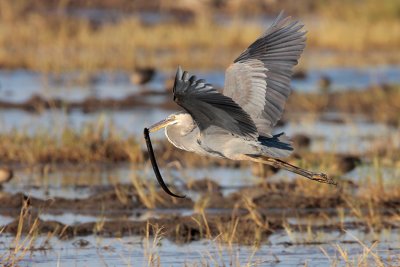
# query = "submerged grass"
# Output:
<box><xmin>0</xmin><ymin>199</ymin><xmax>41</xmax><ymax>266</ymax></box>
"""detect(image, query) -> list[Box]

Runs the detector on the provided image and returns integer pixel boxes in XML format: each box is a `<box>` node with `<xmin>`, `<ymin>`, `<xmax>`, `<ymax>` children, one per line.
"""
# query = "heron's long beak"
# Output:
<box><xmin>148</xmin><ymin>117</ymin><xmax>174</xmax><ymax>133</ymax></box>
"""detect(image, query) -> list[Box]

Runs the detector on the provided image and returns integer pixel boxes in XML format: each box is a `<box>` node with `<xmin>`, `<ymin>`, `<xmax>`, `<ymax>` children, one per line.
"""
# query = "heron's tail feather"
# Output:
<box><xmin>246</xmin><ymin>154</ymin><xmax>336</xmax><ymax>185</ymax></box>
<box><xmin>258</xmin><ymin>132</ymin><xmax>293</xmax><ymax>158</ymax></box>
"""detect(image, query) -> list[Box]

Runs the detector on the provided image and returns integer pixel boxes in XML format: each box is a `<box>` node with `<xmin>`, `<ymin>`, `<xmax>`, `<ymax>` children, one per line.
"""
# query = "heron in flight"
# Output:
<box><xmin>146</xmin><ymin>13</ymin><xmax>335</xmax><ymax>198</ymax></box>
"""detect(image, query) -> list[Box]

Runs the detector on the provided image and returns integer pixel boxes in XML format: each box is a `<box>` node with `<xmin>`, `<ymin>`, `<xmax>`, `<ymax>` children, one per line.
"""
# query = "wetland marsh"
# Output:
<box><xmin>0</xmin><ymin>1</ymin><xmax>400</xmax><ymax>266</ymax></box>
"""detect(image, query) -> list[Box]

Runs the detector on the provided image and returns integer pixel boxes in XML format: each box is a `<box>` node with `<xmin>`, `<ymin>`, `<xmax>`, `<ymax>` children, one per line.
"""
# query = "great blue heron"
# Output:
<box><xmin>145</xmin><ymin>13</ymin><xmax>335</xmax><ymax>198</ymax></box>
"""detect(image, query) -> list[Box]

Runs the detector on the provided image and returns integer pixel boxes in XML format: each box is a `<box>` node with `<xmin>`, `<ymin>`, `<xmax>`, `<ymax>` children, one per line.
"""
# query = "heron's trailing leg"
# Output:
<box><xmin>246</xmin><ymin>155</ymin><xmax>336</xmax><ymax>185</ymax></box>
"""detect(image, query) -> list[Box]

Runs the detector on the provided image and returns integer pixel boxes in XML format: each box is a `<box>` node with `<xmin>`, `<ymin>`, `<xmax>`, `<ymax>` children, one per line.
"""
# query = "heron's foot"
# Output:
<box><xmin>310</xmin><ymin>173</ymin><xmax>337</xmax><ymax>186</ymax></box>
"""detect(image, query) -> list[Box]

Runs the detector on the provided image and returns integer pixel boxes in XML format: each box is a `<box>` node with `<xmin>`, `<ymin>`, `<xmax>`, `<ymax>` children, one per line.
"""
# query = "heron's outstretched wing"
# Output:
<box><xmin>223</xmin><ymin>12</ymin><xmax>306</xmax><ymax>136</ymax></box>
<box><xmin>173</xmin><ymin>66</ymin><xmax>258</xmax><ymax>139</ymax></box>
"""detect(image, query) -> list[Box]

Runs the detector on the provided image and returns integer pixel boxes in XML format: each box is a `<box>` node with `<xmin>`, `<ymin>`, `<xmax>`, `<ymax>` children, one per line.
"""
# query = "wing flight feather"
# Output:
<box><xmin>223</xmin><ymin>12</ymin><xmax>306</xmax><ymax>136</ymax></box>
<box><xmin>173</xmin><ymin>66</ymin><xmax>258</xmax><ymax>139</ymax></box>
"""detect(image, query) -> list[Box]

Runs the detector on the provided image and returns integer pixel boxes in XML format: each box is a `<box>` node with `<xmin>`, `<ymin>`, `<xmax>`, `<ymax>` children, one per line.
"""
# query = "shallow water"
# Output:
<box><xmin>4</xmin><ymin>165</ymin><xmax>254</xmax><ymax>200</ymax></box>
<box><xmin>0</xmin><ymin>108</ymin><xmax>171</xmax><ymax>136</ymax></box>
<box><xmin>0</xmin><ymin>107</ymin><xmax>397</xmax><ymax>156</ymax></box>
<box><xmin>280</xmin><ymin>116</ymin><xmax>399</xmax><ymax>153</ymax></box>
<box><xmin>2</xmin><ymin>229</ymin><xmax>398</xmax><ymax>266</ymax></box>
<box><xmin>35</xmin><ymin>209</ymin><xmax>197</xmax><ymax>225</ymax></box>
<box><xmin>1</xmin><ymin>66</ymin><xmax>399</xmax><ymax>103</ymax></box>
<box><xmin>293</xmin><ymin>65</ymin><xmax>400</xmax><ymax>92</ymax></box>
<box><xmin>0</xmin><ymin>70</ymin><xmax>168</xmax><ymax>103</ymax></box>
<box><xmin>345</xmin><ymin>165</ymin><xmax>400</xmax><ymax>185</ymax></box>
<box><xmin>4</xmin><ymin>159</ymin><xmax>399</xmax><ymax>203</ymax></box>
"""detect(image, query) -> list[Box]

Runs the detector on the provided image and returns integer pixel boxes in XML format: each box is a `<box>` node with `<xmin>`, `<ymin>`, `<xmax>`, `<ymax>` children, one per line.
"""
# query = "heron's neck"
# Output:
<box><xmin>165</xmin><ymin>113</ymin><xmax>198</xmax><ymax>150</ymax></box>
<box><xmin>165</xmin><ymin>114</ymin><xmax>196</xmax><ymax>137</ymax></box>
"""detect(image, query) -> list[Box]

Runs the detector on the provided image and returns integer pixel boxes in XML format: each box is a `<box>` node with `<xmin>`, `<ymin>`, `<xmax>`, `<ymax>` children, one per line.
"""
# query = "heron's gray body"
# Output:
<box><xmin>164</xmin><ymin>112</ymin><xmax>292</xmax><ymax>160</ymax></box>
<box><xmin>166</xmin><ymin>116</ymin><xmax>257</xmax><ymax>160</ymax></box>
<box><xmin>161</xmin><ymin>12</ymin><xmax>305</xmax><ymax>161</ymax></box>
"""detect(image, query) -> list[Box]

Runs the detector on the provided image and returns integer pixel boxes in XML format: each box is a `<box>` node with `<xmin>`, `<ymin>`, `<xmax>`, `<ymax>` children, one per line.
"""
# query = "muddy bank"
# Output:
<box><xmin>2</xmin><ymin>210</ymin><xmax>398</xmax><ymax>243</ymax></box>
<box><xmin>3</xmin><ymin>213</ymin><xmax>281</xmax><ymax>244</ymax></box>
<box><xmin>0</xmin><ymin>84</ymin><xmax>398</xmax><ymax>125</ymax></box>
<box><xmin>1</xmin><ymin>178</ymin><xmax>400</xmax><ymax>243</ymax></box>
<box><xmin>0</xmin><ymin>180</ymin><xmax>398</xmax><ymax>217</ymax></box>
<box><xmin>0</xmin><ymin>92</ymin><xmax>175</xmax><ymax>113</ymax></box>
<box><xmin>0</xmin><ymin>187</ymin><xmax>193</xmax><ymax>217</ymax></box>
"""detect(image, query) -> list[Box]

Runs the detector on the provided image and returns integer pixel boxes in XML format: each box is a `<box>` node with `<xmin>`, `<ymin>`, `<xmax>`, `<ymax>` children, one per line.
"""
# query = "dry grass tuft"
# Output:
<box><xmin>0</xmin><ymin>123</ymin><xmax>141</xmax><ymax>164</ymax></box>
<box><xmin>1</xmin><ymin>0</ymin><xmax>400</xmax><ymax>72</ymax></box>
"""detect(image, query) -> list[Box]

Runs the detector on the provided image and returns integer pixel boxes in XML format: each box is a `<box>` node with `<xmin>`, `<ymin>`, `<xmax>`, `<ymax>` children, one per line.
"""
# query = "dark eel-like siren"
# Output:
<box><xmin>143</xmin><ymin>128</ymin><xmax>185</xmax><ymax>198</ymax></box>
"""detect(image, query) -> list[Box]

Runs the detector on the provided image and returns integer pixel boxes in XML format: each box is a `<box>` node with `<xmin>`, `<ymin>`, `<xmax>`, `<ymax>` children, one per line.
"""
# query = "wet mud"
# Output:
<box><xmin>1</xmin><ymin>180</ymin><xmax>399</xmax><ymax>243</ymax></box>
<box><xmin>0</xmin><ymin>92</ymin><xmax>175</xmax><ymax>113</ymax></box>
<box><xmin>2</xmin><ymin>213</ymin><xmax>281</xmax><ymax>243</ymax></box>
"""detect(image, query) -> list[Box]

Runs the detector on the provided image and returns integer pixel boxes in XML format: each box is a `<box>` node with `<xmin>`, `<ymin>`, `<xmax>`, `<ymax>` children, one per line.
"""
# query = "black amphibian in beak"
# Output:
<box><xmin>143</xmin><ymin>127</ymin><xmax>185</xmax><ymax>198</ymax></box>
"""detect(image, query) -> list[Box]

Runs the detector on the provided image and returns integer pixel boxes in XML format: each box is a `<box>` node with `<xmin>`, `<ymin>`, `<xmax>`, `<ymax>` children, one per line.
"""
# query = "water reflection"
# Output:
<box><xmin>0</xmin><ymin>108</ymin><xmax>171</xmax><ymax>136</ymax></box>
<box><xmin>1</xmin><ymin>230</ymin><xmax>398</xmax><ymax>266</ymax></box>
<box><xmin>4</xmin><ymin>159</ymin><xmax>398</xmax><ymax>201</ymax></box>
<box><xmin>0</xmin><ymin>70</ymin><xmax>168</xmax><ymax>103</ymax></box>
<box><xmin>1</xmin><ymin>66</ymin><xmax>400</xmax><ymax>103</ymax></box>
<box><xmin>280</xmin><ymin>117</ymin><xmax>398</xmax><ymax>153</ymax></box>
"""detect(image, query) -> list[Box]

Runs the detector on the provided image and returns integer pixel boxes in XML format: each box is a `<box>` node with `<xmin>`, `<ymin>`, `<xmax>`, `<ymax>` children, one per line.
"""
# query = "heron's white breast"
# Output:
<box><xmin>164</xmin><ymin>123</ymin><xmax>207</xmax><ymax>154</ymax></box>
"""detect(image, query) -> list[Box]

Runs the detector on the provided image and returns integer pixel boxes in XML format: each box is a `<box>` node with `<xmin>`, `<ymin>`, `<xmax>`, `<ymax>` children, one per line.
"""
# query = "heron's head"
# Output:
<box><xmin>148</xmin><ymin>114</ymin><xmax>179</xmax><ymax>133</ymax></box>
<box><xmin>149</xmin><ymin>113</ymin><xmax>194</xmax><ymax>133</ymax></box>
